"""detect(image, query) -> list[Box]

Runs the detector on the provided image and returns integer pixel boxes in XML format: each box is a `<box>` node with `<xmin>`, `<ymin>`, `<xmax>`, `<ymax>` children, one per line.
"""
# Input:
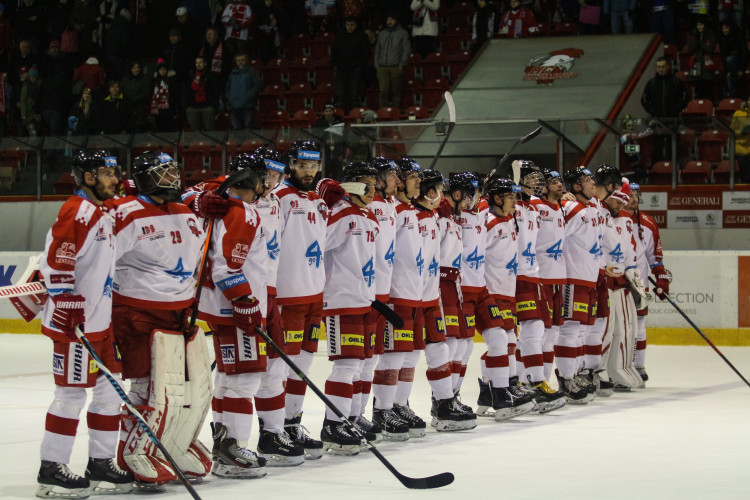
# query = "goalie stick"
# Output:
<box><xmin>484</xmin><ymin>126</ymin><xmax>543</xmax><ymax>184</ymax></box>
<box><xmin>254</xmin><ymin>325</ymin><xmax>454</xmax><ymax>489</ymax></box>
<box><xmin>0</xmin><ymin>280</ymin><xmax>46</xmax><ymax>299</ymax></box>
<box><xmin>427</xmin><ymin>91</ymin><xmax>456</xmax><ymax>170</ymax></box>
<box><xmin>648</xmin><ymin>277</ymin><xmax>750</xmax><ymax>390</ymax></box>
<box><xmin>370</xmin><ymin>299</ymin><xmax>405</xmax><ymax>329</ymax></box>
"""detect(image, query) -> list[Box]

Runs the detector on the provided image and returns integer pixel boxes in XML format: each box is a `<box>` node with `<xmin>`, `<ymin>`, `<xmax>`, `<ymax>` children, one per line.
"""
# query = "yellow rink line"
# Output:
<box><xmin>3</xmin><ymin>319</ymin><xmax>749</xmax><ymax>347</ymax></box>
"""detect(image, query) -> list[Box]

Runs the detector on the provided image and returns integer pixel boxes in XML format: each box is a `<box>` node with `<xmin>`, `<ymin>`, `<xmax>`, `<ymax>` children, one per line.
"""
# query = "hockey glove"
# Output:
<box><xmin>435</xmin><ymin>197</ymin><xmax>454</xmax><ymax>218</ymax></box>
<box><xmin>194</xmin><ymin>190</ymin><xmax>230</xmax><ymax>219</ymax></box>
<box><xmin>653</xmin><ymin>266</ymin><xmax>671</xmax><ymax>299</ymax></box>
<box><xmin>624</xmin><ymin>268</ymin><xmax>647</xmax><ymax>309</ymax></box>
<box><xmin>50</xmin><ymin>294</ymin><xmax>85</xmax><ymax>340</ymax></box>
<box><xmin>232</xmin><ymin>296</ymin><xmax>262</xmax><ymax>332</ymax></box>
<box><xmin>316</xmin><ymin>178</ymin><xmax>345</xmax><ymax>208</ymax></box>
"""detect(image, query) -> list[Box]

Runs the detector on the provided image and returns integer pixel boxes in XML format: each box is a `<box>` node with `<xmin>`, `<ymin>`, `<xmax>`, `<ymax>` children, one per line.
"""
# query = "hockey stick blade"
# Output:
<box><xmin>371</xmin><ymin>300</ymin><xmax>404</xmax><ymax>328</ymax></box>
<box><xmin>648</xmin><ymin>277</ymin><xmax>750</xmax><ymax>389</ymax></box>
<box><xmin>0</xmin><ymin>280</ymin><xmax>46</xmax><ymax>299</ymax></box>
<box><xmin>484</xmin><ymin>126</ymin><xmax>543</xmax><ymax>184</ymax></box>
<box><xmin>254</xmin><ymin>326</ymin><xmax>454</xmax><ymax>489</ymax></box>
<box><xmin>427</xmin><ymin>91</ymin><xmax>456</xmax><ymax>170</ymax></box>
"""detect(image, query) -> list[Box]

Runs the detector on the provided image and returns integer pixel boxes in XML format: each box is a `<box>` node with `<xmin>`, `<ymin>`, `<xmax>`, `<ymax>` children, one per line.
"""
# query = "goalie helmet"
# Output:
<box><xmin>341</xmin><ymin>161</ymin><xmax>378</xmax><ymax>183</ymax></box>
<box><xmin>419</xmin><ymin>169</ymin><xmax>445</xmax><ymax>197</ymax></box>
<box><xmin>592</xmin><ymin>163</ymin><xmax>621</xmax><ymax>188</ymax></box>
<box><xmin>562</xmin><ymin>166</ymin><xmax>592</xmax><ymax>192</ymax></box>
<box><xmin>71</xmin><ymin>149</ymin><xmax>120</xmax><ymax>185</ymax></box>
<box><xmin>229</xmin><ymin>153</ymin><xmax>267</xmax><ymax>189</ymax></box>
<box><xmin>132</xmin><ymin>152</ymin><xmax>182</xmax><ymax>202</ymax></box>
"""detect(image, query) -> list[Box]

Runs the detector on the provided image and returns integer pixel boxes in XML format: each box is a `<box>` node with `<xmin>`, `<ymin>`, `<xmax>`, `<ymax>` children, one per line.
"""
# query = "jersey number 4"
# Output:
<box><xmin>306</xmin><ymin>240</ymin><xmax>322</xmax><ymax>268</ymax></box>
<box><xmin>362</xmin><ymin>257</ymin><xmax>375</xmax><ymax>287</ymax></box>
<box><xmin>545</xmin><ymin>239</ymin><xmax>562</xmax><ymax>261</ymax></box>
<box><xmin>609</xmin><ymin>243</ymin><xmax>623</xmax><ymax>263</ymax></box>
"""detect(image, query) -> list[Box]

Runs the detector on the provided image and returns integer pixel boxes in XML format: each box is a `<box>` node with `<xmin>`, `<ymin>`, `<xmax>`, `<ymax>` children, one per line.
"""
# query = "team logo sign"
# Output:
<box><xmin>524</xmin><ymin>48</ymin><xmax>584</xmax><ymax>85</ymax></box>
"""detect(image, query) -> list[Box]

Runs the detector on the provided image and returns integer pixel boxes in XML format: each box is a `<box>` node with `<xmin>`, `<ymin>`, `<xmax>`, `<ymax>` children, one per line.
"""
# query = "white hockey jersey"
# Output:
<box><xmin>40</xmin><ymin>192</ymin><xmax>115</xmax><ymax>339</ymax></box>
<box><xmin>515</xmin><ymin>200</ymin><xmax>541</xmax><ymax>283</ymax></box>
<box><xmin>560</xmin><ymin>199</ymin><xmax>600</xmax><ymax>287</ymax></box>
<box><xmin>631</xmin><ymin>211</ymin><xmax>664</xmax><ymax>289</ymax></box>
<box><xmin>416</xmin><ymin>206</ymin><xmax>440</xmax><ymax>307</ymax></box>
<box><xmin>437</xmin><ymin>212</ymin><xmax>462</xmax><ymax>270</ymax></box>
<box><xmin>369</xmin><ymin>195</ymin><xmax>396</xmax><ymax>302</ymax></box>
<box><xmin>459</xmin><ymin>199</ymin><xmax>489</xmax><ymax>293</ymax></box>
<box><xmin>108</xmin><ymin>195</ymin><xmax>204</xmax><ymax>309</ymax></box>
<box><xmin>609</xmin><ymin>210</ymin><xmax>637</xmax><ymax>274</ymax></box>
<box><xmin>530</xmin><ymin>197</ymin><xmax>566</xmax><ymax>285</ymax></box>
<box><xmin>323</xmin><ymin>198</ymin><xmax>379</xmax><ymax>315</ymax></box>
<box><xmin>389</xmin><ymin>198</ymin><xmax>423</xmax><ymax>307</ymax></box>
<box><xmin>255</xmin><ymin>193</ymin><xmax>282</xmax><ymax>295</ymax></box>
<box><xmin>272</xmin><ymin>181</ymin><xmax>329</xmax><ymax>304</ymax></box>
<box><xmin>485</xmin><ymin>211</ymin><xmax>518</xmax><ymax>300</ymax></box>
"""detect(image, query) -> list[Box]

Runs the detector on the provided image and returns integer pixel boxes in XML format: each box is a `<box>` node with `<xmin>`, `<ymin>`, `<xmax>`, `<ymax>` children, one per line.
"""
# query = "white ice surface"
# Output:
<box><xmin>1</xmin><ymin>334</ymin><xmax>749</xmax><ymax>500</ymax></box>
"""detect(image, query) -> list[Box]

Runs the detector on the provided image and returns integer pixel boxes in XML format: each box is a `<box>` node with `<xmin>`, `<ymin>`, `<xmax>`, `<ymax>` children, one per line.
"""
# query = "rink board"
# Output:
<box><xmin>1</xmin><ymin>250</ymin><xmax>749</xmax><ymax>345</ymax></box>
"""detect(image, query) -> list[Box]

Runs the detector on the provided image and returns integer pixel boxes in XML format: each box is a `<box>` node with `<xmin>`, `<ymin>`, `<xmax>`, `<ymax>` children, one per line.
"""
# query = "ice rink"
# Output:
<box><xmin>1</xmin><ymin>333</ymin><xmax>749</xmax><ymax>500</ymax></box>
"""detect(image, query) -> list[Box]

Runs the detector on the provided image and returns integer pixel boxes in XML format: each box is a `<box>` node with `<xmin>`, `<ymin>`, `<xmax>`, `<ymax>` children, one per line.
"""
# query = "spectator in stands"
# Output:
<box><xmin>685</xmin><ymin>16</ymin><xmax>716</xmax><ymax>100</ymax></box>
<box><xmin>641</xmin><ymin>57</ymin><xmax>688</xmax><ymax>161</ymax></box>
<box><xmin>410</xmin><ymin>0</ymin><xmax>440</xmax><ymax>59</ymax></box>
<box><xmin>102</xmin><ymin>8</ymin><xmax>132</xmax><ymax>81</ymax></box>
<box><xmin>222</xmin><ymin>0</ymin><xmax>253</xmax><ymax>57</ymax></box>
<box><xmin>0</xmin><ymin>5</ymin><xmax>13</xmax><ymax>72</ymax></box>
<box><xmin>717</xmin><ymin>21</ymin><xmax>746</xmax><ymax>99</ymax></box>
<box><xmin>99</xmin><ymin>79</ymin><xmax>130</xmax><ymax>133</ymax></box>
<box><xmin>174</xmin><ymin>6</ymin><xmax>203</xmax><ymax>54</ymax></box>
<box><xmin>15</xmin><ymin>0</ymin><xmax>45</xmax><ymax>54</ymax></box>
<box><xmin>18</xmin><ymin>65</ymin><xmax>42</xmax><ymax>136</ymax></box>
<box><xmin>375</xmin><ymin>13</ymin><xmax>411</xmax><ymax>109</ymax></box>
<box><xmin>209</xmin><ymin>1</ymin><xmax>227</xmax><ymax>37</ymax></box>
<box><xmin>40</xmin><ymin>40</ymin><xmax>72</xmax><ymax>136</ymax></box>
<box><xmin>9</xmin><ymin>40</ymin><xmax>38</xmax><ymax>87</ymax></box>
<box><xmin>199</xmin><ymin>27</ymin><xmax>231</xmax><ymax>89</ymax></box>
<box><xmin>69</xmin><ymin>0</ymin><xmax>99</xmax><ymax>57</ymax></box>
<box><xmin>121</xmin><ymin>61</ymin><xmax>152</xmax><ymax>132</ymax></box>
<box><xmin>603</xmin><ymin>0</ymin><xmax>636</xmax><ymax>34</ymax></box>
<box><xmin>149</xmin><ymin>59</ymin><xmax>178</xmax><ymax>132</ymax></box>
<box><xmin>342</xmin><ymin>0</ymin><xmax>365</xmax><ymax>18</ymax></box>
<box><xmin>647</xmin><ymin>0</ymin><xmax>675</xmax><ymax>44</ymax></box>
<box><xmin>46</xmin><ymin>1</ymin><xmax>72</xmax><ymax>45</ymax></box>
<box><xmin>95</xmin><ymin>0</ymin><xmax>121</xmax><ymax>49</ymax></box>
<box><xmin>471</xmin><ymin>0</ymin><xmax>498</xmax><ymax>53</ymax></box>
<box><xmin>225</xmin><ymin>53</ymin><xmax>261</xmax><ymax>130</ymax></box>
<box><xmin>332</xmin><ymin>16</ymin><xmax>370</xmax><ymax>113</ymax></box>
<box><xmin>314</xmin><ymin>102</ymin><xmax>345</xmax><ymax>176</ymax></box>
<box><xmin>162</xmin><ymin>28</ymin><xmax>193</xmax><ymax>85</ymax></box>
<box><xmin>717</xmin><ymin>0</ymin><xmax>744</xmax><ymax>31</ymax></box>
<box><xmin>72</xmin><ymin>55</ymin><xmax>106</xmax><ymax>97</ymax></box>
<box><xmin>254</xmin><ymin>0</ymin><xmax>280</xmax><ymax>64</ymax></box>
<box><xmin>499</xmin><ymin>0</ymin><xmax>539</xmax><ymax>38</ymax></box>
<box><xmin>279</xmin><ymin>0</ymin><xmax>307</xmax><ymax>38</ymax></box>
<box><xmin>346</xmin><ymin>109</ymin><xmax>377</xmax><ymax>161</ymax></box>
<box><xmin>731</xmin><ymin>97</ymin><xmax>750</xmax><ymax>182</ymax></box>
<box><xmin>68</xmin><ymin>86</ymin><xmax>99</xmax><ymax>135</ymax></box>
<box><xmin>306</xmin><ymin>0</ymin><xmax>335</xmax><ymax>36</ymax></box>
<box><xmin>185</xmin><ymin>55</ymin><xmax>218</xmax><ymax>131</ymax></box>
<box><xmin>378</xmin><ymin>0</ymin><xmax>411</xmax><ymax>28</ymax></box>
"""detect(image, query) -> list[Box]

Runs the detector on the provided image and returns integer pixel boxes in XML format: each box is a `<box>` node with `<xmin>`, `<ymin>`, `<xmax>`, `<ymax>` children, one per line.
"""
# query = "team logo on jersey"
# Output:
<box><xmin>267</xmin><ymin>231</ymin><xmax>280</xmax><ymax>260</ymax></box>
<box><xmin>347</xmin><ymin>221</ymin><xmax>362</xmax><ymax>236</ymax></box>
<box><xmin>231</xmin><ymin>243</ymin><xmax>249</xmax><ymax>264</ymax></box>
<box><xmin>166</xmin><ymin>257</ymin><xmax>194</xmax><ymax>283</ymax></box>
<box><xmin>416</xmin><ymin>249</ymin><xmax>424</xmax><ymax>276</ymax></box>
<box><xmin>428</xmin><ymin>257</ymin><xmax>439</xmax><ymax>277</ymax></box>
<box><xmin>187</xmin><ymin>218</ymin><xmax>202</xmax><ymax>237</ymax></box>
<box><xmin>138</xmin><ymin>224</ymin><xmax>164</xmax><ymax>241</ymax></box>
<box><xmin>52</xmin><ymin>353</ymin><xmax>64</xmax><ymax>376</ymax></box>
<box><xmin>102</xmin><ymin>275</ymin><xmax>113</xmax><ymax>298</ymax></box>
<box><xmin>524</xmin><ymin>48</ymin><xmax>584</xmax><ymax>86</ymax></box>
<box><xmin>221</xmin><ymin>344</ymin><xmax>235</xmax><ymax>364</ymax></box>
<box><xmin>55</xmin><ymin>243</ymin><xmax>76</xmax><ymax>266</ymax></box>
<box><xmin>317</xmin><ymin>202</ymin><xmax>329</xmax><ymax>221</ymax></box>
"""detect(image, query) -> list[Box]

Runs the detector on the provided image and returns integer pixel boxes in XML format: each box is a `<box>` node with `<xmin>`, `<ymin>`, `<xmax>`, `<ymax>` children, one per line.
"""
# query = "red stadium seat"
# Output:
<box><xmin>264</xmin><ymin>58</ymin><xmax>289</xmax><ymax>87</ymax></box>
<box><xmin>403</xmin><ymin>105</ymin><xmax>431</xmax><ymax>120</ymax></box>
<box><xmin>421</xmin><ymin>51</ymin><xmax>449</xmax><ymax>81</ymax></box>
<box><xmin>713</xmin><ymin>160</ymin><xmax>740</xmax><ymax>183</ymax></box>
<box><xmin>262</xmin><ymin>110</ymin><xmax>290</xmax><ymax>129</ymax></box>
<box><xmin>697</xmin><ymin>129</ymin><xmax>729</xmax><ymax>164</ymax></box>
<box><xmin>680</xmin><ymin>99</ymin><xmax>714</xmax><ymax>130</ymax></box>
<box><xmin>421</xmin><ymin>78</ymin><xmax>451</xmax><ymax>109</ymax></box>
<box><xmin>285</xmin><ymin>82</ymin><xmax>313</xmax><ymax>111</ymax></box>
<box><xmin>311</xmin><ymin>82</ymin><xmax>334</xmax><ymax>110</ymax></box>
<box><xmin>290</xmin><ymin>109</ymin><xmax>317</xmax><ymax>128</ymax></box>
<box><xmin>716</xmin><ymin>98</ymin><xmax>742</xmax><ymax>125</ymax></box>
<box><xmin>439</xmin><ymin>26</ymin><xmax>470</xmax><ymax>54</ymax></box>
<box><xmin>312</xmin><ymin>57</ymin><xmax>334</xmax><ymax>87</ymax></box>
<box><xmin>283</xmin><ymin>33</ymin><xmax>308</xmax><ymax>60</ymax></box>
<box><xmin>258</xmin><ymin>84</ymin><xmax>286</xmax><ymax>114</ymax></box>
<box><xmin>648</xmin><ymin>161</ymin><xmax>677</xmax><ymax>185</ymax></box>
<box><xmin>448</xmin><ymin>50</ymin><xmax>472</xmax><ymax>81</ymax></box>
<box><xmin>288</xmin><ymin>57</ymin><xmax>313</xmax><ymax>86</ymax></box>
<box><xmin>680</xmin><ymin>160</ymin><xmax>711</xmax><ymax>184</ymax></box>
<box><xmin>376</xmin><ymin>106</ymin><xmax>401</xmax><ymax>122</ymax></box>
<box><xmin>346</xmin><ymin>107</ymin><xmax>372</xmax><ymax>125</ymax></box>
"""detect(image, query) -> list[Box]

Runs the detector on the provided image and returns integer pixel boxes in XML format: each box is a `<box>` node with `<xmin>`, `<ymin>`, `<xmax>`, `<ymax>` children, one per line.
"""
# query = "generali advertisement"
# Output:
<box><xmin>639</xmin><ymin>186</ymin><xmax>750</xmax><ymax>229</ymax></box>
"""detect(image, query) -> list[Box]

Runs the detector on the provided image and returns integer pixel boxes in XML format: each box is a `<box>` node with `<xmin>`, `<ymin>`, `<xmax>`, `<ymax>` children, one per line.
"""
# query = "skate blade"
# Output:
<box><xmin>537</xmin><ymin>398</ymin><xmax>567</xmax><ymax>414</ymax></box>
<box><xmin>434</xmin><ymin>419</ymin><xmax>477</xmax><ymax>432</ymax></box>
<box><xmin>475</xmin><ymin>405</ymin><xmax>495</xmax><ymax>417</ymax></box>
<box><xmin>36</xmin><ymin>484</ymin><xmax>91</xmax><ymax>499</ymax></box>
<box><xmin>211</xmin><ymin>464</ymin><xmax>267</xmax><ymax>479</ymax></box>
<box><xmin>89</xmin><ymin>480</ymin><xmax>133</xmax><ymax>495</ymax></box>
<box><xmin>133</xmin><ymin>481</ymin><xmax>167</xmax><ymax>492</ymax></box>
<box><xmin>380</xmin><ymin>431</ymin><xmax>410</xmax><ymax>442</ymax></box>
<box><xmin>302</xmin><ymin>449</ymin><xmax>323</xmax><ymax>460</ymax></box>
<box><xmin>407</xmin><ymin>428</ymin><xmax>427</xmax><ymax>438</ymax></box>
<box><xmin>257</xmin><ymin>453</ymin><xmax>305</xmax><ymax>467</ymax></box>
<box><xmin>564</xmin><ymin>396</ymin><xmax>589</xmax><ymax>405</ymax></box>
<box><xmin>322</xmin><ymin>442</ymin><xmax>360</xmax><ymax>456</ymax></box>
<box><xmin>596</xmin><ymin>389</ymin><xmax>614</xmax><ymax>397</ymax></box>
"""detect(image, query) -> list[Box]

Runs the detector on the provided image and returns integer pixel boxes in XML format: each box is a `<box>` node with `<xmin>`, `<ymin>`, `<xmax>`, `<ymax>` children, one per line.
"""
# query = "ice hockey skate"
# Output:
<box><xmin>431</xmin><ymin>397</ymin><xmax>477</xmax><ymax>431</ymax></box>
<box><xmin>556</xmin><ymin>369</ymin><xmax>589</xmax><ymax>405</ymax></box>
<box><xmin>476</xmin><ymin>378</ymin><xmax>535</xmax><ymax>420</ymax></box>
<box><xmin>37</xmin><ymin>461</ymin><xmax>90</xmax><ymax>499</ymax></box>
<box><xmin>284</xmin><ymin>412</ymin><xmax>323</xmax><ymax>460</ymax></box>
<box><xmin>84</xmin><ymin>458</ymin><xmax>133</xmax><ymax>494</ymax></box>
<box><xmin>212</xmin><ymin>437</ymin><xmax>267</xmax><ymax>479</ymax></box>
<box><xmin>320</xmin><ymin>419</ymin><xmax>361</xmax><ymax>456</ymax></box>
<box><xmin>392</xmin><ymin>402</ymin><xmax>427</xmax><ymax>438</ymax></box>
<box><xmin>257</xmin><ymin>429</ymin><xmax>305</xmax><ymax>467</ymax></box>
<box><xmin>529</xmin><ymin>379</ymin><xmax>567</xmax><ymax>413</ymax></box>
<box><xmin>349</xmin><ymin>415</ymin><xmax>382</xmax><ymax>443</ymax></box>
<box><xmin>575</xmin><ymin>369</ymin><xmax>597</xmax><ymax>402</ymax></box>
<box><xmin>593</xmin><ymin>369</ymin><xmax>614</xmax><ymax>397</ymax></box>
<box><xmin>371</xmin><ymin>407</ymin><xmax>410</xmax><ymax>441</ymax></box>
<box><xmin>636</xmin><ymin>367</ymin><xmax>648</xmax><ymax>388</ymax></box>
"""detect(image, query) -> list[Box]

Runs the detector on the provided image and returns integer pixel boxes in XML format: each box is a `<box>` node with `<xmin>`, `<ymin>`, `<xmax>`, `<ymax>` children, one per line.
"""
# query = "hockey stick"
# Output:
<box><xmin>371</xmin><ymin>300</ymin><xmax>405</xmax><ymax>329</ymax></box>
<box><xmin>73</xmin><ymin>327</ymin><xmax>203</xmax><ymax>500</ymax></box>
<box><xmin>0</xmin><ymin>280</ymin><xmax>46</xmax><ymax>299</ymax></box>
<box><xmin>254</xmin><ymin>325</ymin><xmax>454</xmax><ymax>489</ymax></box>
<box><xmin>484</xmin><ymin>126</ymin><xmax>543</xmax><ymax>183</ymax></box>
<box><xmin>648</xmin><ymin>277</ymin><xmax>750</xmax><ymax>390</ymax></box>
<box><xmin>427</xmin><ymin>91</ymin><xmax>456</xmax><ymax>170</ymax></box>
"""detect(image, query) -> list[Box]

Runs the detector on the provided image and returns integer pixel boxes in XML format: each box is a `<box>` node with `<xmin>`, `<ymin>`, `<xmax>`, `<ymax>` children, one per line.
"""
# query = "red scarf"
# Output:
<box><xmin>150</xmin><ymin>78</ymin><xmax>170</xmax><ymax>114</ymax></box>
<box><xmin>191</xmin><ymin>70</ymin><xmax>207</xmax><ymax>103</ymax></box>
<box><xmin>200</xmin><ymin>43</ymin><xmax>224</xmax><ymax>77</ymax></box>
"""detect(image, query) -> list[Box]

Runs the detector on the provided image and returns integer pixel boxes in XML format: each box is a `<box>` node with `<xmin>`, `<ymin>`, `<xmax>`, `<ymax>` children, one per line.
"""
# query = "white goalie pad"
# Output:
<box><xmin>605</xmin><ymin>290</ymin><xmax>642</xmax><ymax>388</ymax></box>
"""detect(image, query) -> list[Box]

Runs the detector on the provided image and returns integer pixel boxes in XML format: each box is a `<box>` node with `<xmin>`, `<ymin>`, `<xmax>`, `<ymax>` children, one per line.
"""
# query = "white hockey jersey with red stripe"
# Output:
<box><xmin>389</xmin><ymin>198</ymin><xmax>423</xmax><ymax>307</ymax></box>
<box><xmin>591</xmin><ymin>198</ymin><xmax>623</xmax><ymax>272</ymax></box>
<box><xmin>631</xmin><ymin>210</ymin><xmax>664</xmax><ymax>288</ymax></box>
<box><xmin>40</xmin><ymin>192</ymin><xmax>115</xmax><ymax>339</ymax></box>
<box><xmin>515</xmin><ymin>200</ymin><xmax>541</xmax><ymax>283</ymax></box>
<box><xmin>561</xmin><ymin>199</ymin><xmax>600</xmax><ymax>287</ymax></box>
<box><xmin>323</xmin><ymin>198</ymin><xmax>379</xmax><ymax>315</ymax></box>
<box><xmin>459</xmin><ymin>199</ymin><xmax>489</xmax><ymax>292</ymax></box>
<box><xmin>610</xmin><ymin>210</ymin><xmax>637</xmax><ymax>274</ymax></box>
<box><xmin>485</xmin><ymin>211</ymin><xmax>518</xmax><ymax>300</ymax></box>
<box><xmin>221</xmin><ymin>2</ymin><xmax>253</xmax><ymax>40</ymax></box>
<box><xmin>108</xmin><ymin>195</ymin><xmax>204</xmax><ymax>309</ymax></box>
<box><xmin>530</xmin><ymin>197</ymin><xmax>566</xmax><ymax>284</ymax></box>
<box><xmin>198</xmin><ymin>199</ymin><xmax>268</xmax><ymax>324</ymax></box>
<box><xmin>416</xmin><ymin>206</ymin><xmax>440</xmax><ymax>307</ymax></box>
<box><xmin>370</xmin><ymin>195</ymin><xmax>396</xmax><ymax>302</ymax></box>
<box><xmin>272</xmin><ymin>181</ymin><xmax>329</xmax><ymax>304</ymax></box>
<box><xmin>437</xmin><ymin>213</ymin><xmax>462</xmax><ymax>270</ymax></box>
<box><xmin>255</xmin><ymin>193</ymin><xmax>282</xmax><ymax>295</ymax></box>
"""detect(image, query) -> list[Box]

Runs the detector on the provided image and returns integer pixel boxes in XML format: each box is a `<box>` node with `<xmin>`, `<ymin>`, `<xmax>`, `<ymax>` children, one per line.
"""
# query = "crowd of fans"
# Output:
<box><xmin>0</xmin><ymin>0</ymin><xmax>746</xmax><ymax>140</ymax></box>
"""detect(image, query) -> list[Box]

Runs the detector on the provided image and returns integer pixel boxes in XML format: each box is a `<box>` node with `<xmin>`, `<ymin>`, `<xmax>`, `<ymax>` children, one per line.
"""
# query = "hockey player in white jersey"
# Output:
<box><xmin>415</xmin><ymin>170</ymin><xmax>476</xmax><ymax>431</ymax></box>
<box><xmin>37</xmin><ymin>151</ymin><xmax>133</xmax><ymax>498</ymax></box>
<box><xmin>626</xmin><ymin>183</ymin><xmax>671</xmax><ymax>385</ymax></box>
<box><xmin>482</xmin><ymin>177</ymin><xmax>536</xmax><ymax>419</ymax></box>
<box><xmin>513</xmin><ymin>161</ymin><xmax>566</xmax><ymax>413</ymax></box>
<box><xmin>272</xmin><ymin>140</ymin><xmax>329</xmax><ymax>459</ymax></box>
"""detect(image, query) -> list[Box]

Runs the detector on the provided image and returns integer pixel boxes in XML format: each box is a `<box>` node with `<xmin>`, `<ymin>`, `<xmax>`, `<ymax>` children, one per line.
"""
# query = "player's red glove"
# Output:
<box><xmin>435</xmin><ymin>197</ymin><xmax>453</xmax><ymax>218</ymax></box>
<box><xmin>50</xmin><ymin>294</ymin><xmax>85</xmax><ymax>340</ymax></box>
<box><xmin>316</xmin><ymin>178</ymin><xmax>345</xmax><ymax>208</ymax></box>
<box><xmin>653</xmin><ymin>267</ymin><xmax>671</xmax><ymax>299</ymax></box>
<box><xmin>120</xmin><ymin>178</ymin><xmax>138</xmax><ymax>196</ymax></box>
<box><xmin>194</xmin><ymin>190</ymin><xmax>230</xmax><ymax>219</ymax></box>
<box><xmin>232</xmin><ymin>296</ymin><xmax>262</xmax><ymax>332</ymax></box>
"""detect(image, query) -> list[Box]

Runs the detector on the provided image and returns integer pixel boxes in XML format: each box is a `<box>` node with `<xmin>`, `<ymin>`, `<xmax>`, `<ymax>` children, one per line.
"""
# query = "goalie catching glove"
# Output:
<box><xmin>653</xmin><ymin>266</ymin><xmax>671</xmax><ymax>299</ymax></box>
<box><xmin>50</xmin><ymin>294</ymin><xmax>85</xmax><ymax>340</ymax></box>
<box><xmin>232</xmin><ymin>296</ymin><xmax>262</xmax><ymax>332</ymax></box>
<box><xmin>624</xmin><ymin>269</ymin><xmax>648</xmax><ymax>309</ymax></box>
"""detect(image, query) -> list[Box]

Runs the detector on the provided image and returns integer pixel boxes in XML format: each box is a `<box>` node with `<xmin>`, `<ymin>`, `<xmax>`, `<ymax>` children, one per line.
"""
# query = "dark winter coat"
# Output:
<box><xmin>99</xmin><ymin>93</ymin><xmax>131</xmax><ymax>134</ymax></box>
<box><xmin>641</xmin><ymin>72</ymin><xmax>688</xmax><ymax>118</ymax></box>
<box><xmin>185</xmin><ymin>69</ymin><xmax>219</xmax><ymax>109</ymax></box>
<box><xmin>332</xmin><ymin>28</ymin><xmax>371</xmax><ymax>71</ymax></box>
<box><xmin>121</xmin><ymin>72</ymin><xmax>152</xmax><ymax>108</ymax></box>
<box><xmin>225</xmin><ymin>66</ymin><xmax>261</xmax><ymax>110</ymax></box>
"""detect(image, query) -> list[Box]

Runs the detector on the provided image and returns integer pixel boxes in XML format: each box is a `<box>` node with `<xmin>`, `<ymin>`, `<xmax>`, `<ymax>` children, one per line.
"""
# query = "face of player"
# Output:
<box><xmin>404</xmin><ymin>172</ymin><xmax>421</xmax><ymax>199</ymax></box>
<box><xmin>383</xmin><ymin>170</ymin><xmax>399</xmax><ymax>196</ymax></box>
<box><xmin>604</xmin><ymin>195</ymin><xmax>626</xmax><ymax>215</ymax></box>
<box><xmin>291</xmin><ymin>159</ymin><xmax>321</xmax><ymax>190</ymax></box>
<box><xmin>423</xmin><ymin>184</ymin><xmax>444</xmax><ymax>209</ymax></box>
<box><xmin>579</xmin><ymin>175</ymin><xmax>596</xmax><ymax>199</ymax></box>
<box><xmin>545</xmin><ymin>176</ymin><xmax>563</xmax><ymax>201</ymax></box>
<box><xmin>626</xmin><ymin>190</ymin><xmax>639</xmax><ymax>212</ymax></box>
<box><xmin>265</xmin><ymin>169</ymin><xmax>283</xmax><ymax>190</ymax></box>
<box><xmin>493</xmin><ymin>192</ymin><xmax>516</xmax><ymax>215</ymax></box>
<box><xmin>358</xmin><ymin>176</ymin><xmax>377</xmax><ymax>206</ymax></box>
<box><xmin>87</xmin><ymin>167</ymin><xmax>120</xmax><ymax>200</ymax></box>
